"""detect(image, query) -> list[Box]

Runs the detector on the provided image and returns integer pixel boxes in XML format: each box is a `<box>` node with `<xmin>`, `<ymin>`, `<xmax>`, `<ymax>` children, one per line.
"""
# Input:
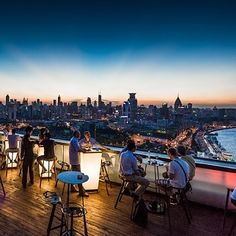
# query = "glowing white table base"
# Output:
<box><xmin>79</xmin><ymin>150</ymin><xmax>102</xmax><ymax>190</ymax></box>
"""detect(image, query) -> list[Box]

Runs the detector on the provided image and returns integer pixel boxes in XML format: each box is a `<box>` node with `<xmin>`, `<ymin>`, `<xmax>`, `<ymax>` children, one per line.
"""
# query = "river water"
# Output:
<box><xmin>212</xmin><ymin>128</ymin><xmax>236</xmax><ymax>160</ymax></box>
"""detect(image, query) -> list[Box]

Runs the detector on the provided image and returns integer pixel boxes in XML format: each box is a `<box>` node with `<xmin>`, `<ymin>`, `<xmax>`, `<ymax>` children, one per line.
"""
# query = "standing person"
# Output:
<box><xmin>120</xmin><ymin>141</ymin><xmax>149</xmax><ymax>200</ymax></box>
<box><xmin>177</xmin><ymin>145</ymin><xmax>196</xmax><ymax>181</ymax></box>
<box><xmin>21</xmin><ymin>126</ymin><xmax>35</xmax><ymax>189</ymax></box>
<box><xmin>69</xmin><ymin>130</ymin><xmax>88</xmax><ymax>197</ymax></box>
<box><xmin>79</xmin><ymin>131</ymin><xmax>109</xmax><ymax>151</ymax></box>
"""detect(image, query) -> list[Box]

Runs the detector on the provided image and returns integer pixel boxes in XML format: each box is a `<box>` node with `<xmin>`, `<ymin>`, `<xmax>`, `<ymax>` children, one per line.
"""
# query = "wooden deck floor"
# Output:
<box><xmin>0</xmin><ymin>168</ymin><xmax>235</xmax><ymax>236</ymax></box>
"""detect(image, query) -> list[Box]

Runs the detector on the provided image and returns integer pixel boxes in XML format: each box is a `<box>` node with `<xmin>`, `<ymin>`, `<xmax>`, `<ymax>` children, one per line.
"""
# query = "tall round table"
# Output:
<box><xmin>57</xmin><ymin>171</ymin><xmax>89</xmax><ymax>236</ymax></box>
<box><xmin>57</xmin><ymin>171</ymin><xmax>89</xmax><ymax>204</ymax></box>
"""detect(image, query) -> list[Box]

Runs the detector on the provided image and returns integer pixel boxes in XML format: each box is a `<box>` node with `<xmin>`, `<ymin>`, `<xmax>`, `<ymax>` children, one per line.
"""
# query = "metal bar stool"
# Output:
<box><xmin>61</xmin><ymin>202</ymin><xmax>87</xmax><ymax>236</ymax></box>
<box><xmin>43</xmin><ymin>191</ymin><xmax>66</xmax><ymax>236</ymax></box>
<box><xmin>222</xmin><ymin>188</ymin><xmax>236</xmax><ymax>235</ymax></box>
<box><xmin>100</xmin><ymin>160</ymin><xmax>112</xmax><ymax>195</ymax></box>
<box><xmin>159</xmin><ymin>186</ymin><xmax>192</xmax><ymax>235</ymax></box>
<box><xmin>114</xmin><ymin>175</ymin><xmax>137</xmax><ymax>219</ymax></box>
<box><xmin>0</xmin><ymin>175</ymin><xmax>6</xmax><ymax>197</ymax></box>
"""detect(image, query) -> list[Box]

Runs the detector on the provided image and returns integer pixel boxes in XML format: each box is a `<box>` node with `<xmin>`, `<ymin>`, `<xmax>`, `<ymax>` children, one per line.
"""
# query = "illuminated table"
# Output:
<box><xmin>78</xmin><ymin>149</ymin><xmax>102</xmax><ymax>191</ymax></box>
<box><xmin>4</xmin><ymin>140</ymin><xmax>21</xmax><ymax>168</ymax></box>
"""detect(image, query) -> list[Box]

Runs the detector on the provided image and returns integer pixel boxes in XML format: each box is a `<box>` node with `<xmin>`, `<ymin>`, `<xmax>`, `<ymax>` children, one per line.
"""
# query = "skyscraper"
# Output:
<box><xmin>58</xmin><ymin>95</ymin><xmax>61</xmax><ymax>106</ymax></box>
<box><xmin>128</xmin><ymin>93</ymin><xmax>137</xmax><ymax>122</ymax></box>
<box><xmin>174</xmin><ymin>95</ymin><xmax>182</xmax><ymax>111</ymax></box>
<box><xmin>87</xmin><ymin>97</ymin><xmax>92</xmax><ymax>107</ymax></box>
<box><xmin>98</xmin><ymin>93</ymin><xmax>102</xmax><ymax>108</ymax></box>
<box><xmin>6</xmin><ymin>94</ymin><xmax>9</xmax><ymax>106</ymax></box>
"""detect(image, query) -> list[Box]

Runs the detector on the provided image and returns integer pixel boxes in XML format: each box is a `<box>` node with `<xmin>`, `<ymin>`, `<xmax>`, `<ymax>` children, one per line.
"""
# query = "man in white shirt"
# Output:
<box><xmin>69</xmin><ymin>130</ymin><xmax>88</xmax><ymax>197</ymax></box>
<box><xmin>157</xmin><ymin>147</ymin><xmax>190</xmax><ymax>191</ymax></box>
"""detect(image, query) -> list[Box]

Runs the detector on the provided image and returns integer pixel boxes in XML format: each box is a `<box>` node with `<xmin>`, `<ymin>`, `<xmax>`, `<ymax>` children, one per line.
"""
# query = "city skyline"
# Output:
<box><xmin>0</xmin><ymin>1</ymin><xmax>236</xmax><ymax>107</ymax></box>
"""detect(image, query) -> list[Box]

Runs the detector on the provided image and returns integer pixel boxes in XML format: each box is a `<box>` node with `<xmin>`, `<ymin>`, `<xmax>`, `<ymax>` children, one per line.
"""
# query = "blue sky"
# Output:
<box><xmin>0</xmin><ymin>0</ymin><xmax>236</xmax><ymax>106</ymax></box>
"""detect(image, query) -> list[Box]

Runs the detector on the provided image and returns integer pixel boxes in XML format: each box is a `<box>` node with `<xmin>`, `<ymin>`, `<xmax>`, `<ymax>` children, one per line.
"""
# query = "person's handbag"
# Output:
<box><xmin>132</xmin><ymin>199</ymin><xmax>148</xmax><ymax>227</ymax></box>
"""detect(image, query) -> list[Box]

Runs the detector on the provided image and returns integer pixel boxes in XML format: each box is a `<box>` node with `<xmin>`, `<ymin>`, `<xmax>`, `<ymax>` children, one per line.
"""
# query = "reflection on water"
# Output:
<box><xmin>213</xmin><ymin>128</ymin><xmax>236</xmax><ymax>160</ymax></box>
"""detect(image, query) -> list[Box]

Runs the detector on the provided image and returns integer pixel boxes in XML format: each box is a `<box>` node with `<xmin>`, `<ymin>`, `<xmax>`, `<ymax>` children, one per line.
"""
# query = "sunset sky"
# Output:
<box><xmin>0</xmin><ymin>0</ymin><xmax>236</xmax><ymax>107</ymax></box>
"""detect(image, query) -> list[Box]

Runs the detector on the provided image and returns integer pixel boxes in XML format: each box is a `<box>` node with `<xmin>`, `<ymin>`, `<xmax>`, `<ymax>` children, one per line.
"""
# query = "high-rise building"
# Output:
<box><xmin>58</xmin><ymin>95</ymin><xmax>61</xmax><ymax>106</ymax></box>
<box><xmin>160</xmin><ymin>103</ymin><xmax>169</xmax><ymax>119</ymax></box>
<box><xmin>98</xmin><ymin>93</ymin><xmax>102</xmax><ymax>108</ymax></box>
<box><xmin>122</xmin><ymin>101</ymin><xmax>131</xmax><ymax>117</ymax></box>
<box><xmin>87</xmin><ymin>97</ymin><xmax>92</xmax><ymax>107</ymax></box>
<box><xmin>174</xmin><ymin>95</ymin><xmax>182</xmax><ymax>111</ymax></box>
<box><xmin>6</xmin><ymin>94</ymin><xmax>9</xmax><ymax>106</ymax></box>
<box><xmin>128</xmin><ymin>93</ymin><xmax>137</xmax><ymax>122</ymax></box>
<box><xmin>94</xmin><ymin>100</ymin><xmax>97</xmax><ymax>108</ymax></box>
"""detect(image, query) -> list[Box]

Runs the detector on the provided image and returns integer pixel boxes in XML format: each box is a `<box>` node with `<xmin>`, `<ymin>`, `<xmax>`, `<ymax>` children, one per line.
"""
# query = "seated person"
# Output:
<box><xmin>231</xmin><ymin>188</ymin><xmax>236</xmax><ymax>206</ymax></box>
<box><xmin>79</xmin><ymin>131</ymin><xmax>109</xmax><ymax>151</ymax></box>
<box><xmin>37</xmin><ymin>133</ymin><xmax>55</xmax><ymax>172</ymax></box>
<box><xmin>157</xmin><ymin>147</ymin><xmax>190</xmax><ymax>193</ymax></box>
<box><xmin>177</xmin><ymin>145</ymin><xmax>196</xmax><ymax>181</ymax></box>
<box><xmin>7</xmin><ymin>128</ymin><xmax>20</xmax><ymax>151</ymax></box>
<box><xmin>121</xmin><ymin>139</ymin><xmax>143</xmax><ymax>164</ymax></box>
<box><xmin>120</xmin><ymin>141</ymin><xmax>149</xmax><ymax>200</ymax></box>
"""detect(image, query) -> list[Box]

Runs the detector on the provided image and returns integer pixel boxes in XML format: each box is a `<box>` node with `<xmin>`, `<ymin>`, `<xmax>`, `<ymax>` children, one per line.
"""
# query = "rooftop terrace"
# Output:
<box><xmin>0</xmin><ymin>168</ymin><xmax>236</xmax><ymax>236</ymax></box>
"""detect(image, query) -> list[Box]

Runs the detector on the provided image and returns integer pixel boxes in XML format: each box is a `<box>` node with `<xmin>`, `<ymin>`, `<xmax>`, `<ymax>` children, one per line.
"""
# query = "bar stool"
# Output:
<box><xmin>222</xmin><ymin>188</ymin><xmax>236</xmax><ymax>235</ymax></box>
<box><xmin>0</xmin><ymin>175</ymin><xmax>6</xmax><ymax>197</ymax></box>
<box><xmin>5</xmin><ymin>148</ymin><xmax>19</xmax><ymax>177</ymax></box>
<box><xmin>43</xmin><ymin>191</ymin><xmax>66</xmax><ymax>236</ymax></box>
<box><xmin>114</xmin><ymin>175</ymin><xmax>137</xmax><ymax>218</ymax></box>
<box><xmin>39</xmin><ymin>157</ymin><xmax>57</xmax><ymax>188</ymax></box>
<box><xmin>157</xmin><ymin>186</ymin><xmax>192</xmax><ymax>235</ymax></box>
<box><xmin>100</xmin><ymin>160</ymin><xmax>112</xmax><ymax>195</ymax></box>
<box><xmin>61</xmin><ymin>202</ymin><xmax>87</xmax><ymax>236</ymax></box>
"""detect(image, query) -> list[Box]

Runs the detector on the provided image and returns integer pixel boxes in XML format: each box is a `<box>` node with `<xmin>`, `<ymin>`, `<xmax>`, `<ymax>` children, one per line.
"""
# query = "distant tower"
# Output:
<box><xmin>160</xmin><ymin>103</ymin><xmax>169</xmax><ymax>119</ymax></box>
<box><xmin>58</xmin><ymin>95</ymin><xmax>61</xmax><ymax>106</ymax></box>
<box><xmin>6</xmin><ymin>94</ymin><xmax>9</xmax><ymax>106</ymax></box>
<box><xmin>53</xmin><ymin>99</ymin><xmax>56</xmax><ymax>106</ymax></box>
<box><xmin>122</xmin><ymin>101</ymin><xmax>131</xmax><ymax>117</ymax></box>
<box><xmin>87</xmin><ymin>97</ymin><xmax>92</xmax><ymax>107</ymax></box>
<box><xmin>94</xmin><ymin>100</ymin><xmax>97</xmax><ymax>108</ymax></box>
<box><xmin>174</xmin><ymin>95</ymin><xmax>182</xmax><ymax>111</ymax></box>
<box><xmin>128</xmin><ymin>93</ymin><xmax>137</xmax><ymax>122</ymax></box>
<box><xmin>98</xmin><ymin>92</ymin><xmax>102</xmax><ymax>108</ymax></box>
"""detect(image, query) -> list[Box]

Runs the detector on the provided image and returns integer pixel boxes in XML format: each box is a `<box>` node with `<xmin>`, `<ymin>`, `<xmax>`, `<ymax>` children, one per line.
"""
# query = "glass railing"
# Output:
<box><xmin>1</xmin><ymin>131</ymin><xmax>236</xmax><ymax>209</ymax></box>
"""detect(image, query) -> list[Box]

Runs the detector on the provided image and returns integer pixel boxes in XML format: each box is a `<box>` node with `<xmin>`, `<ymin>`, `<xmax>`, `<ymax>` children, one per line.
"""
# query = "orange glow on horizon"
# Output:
<box><xmin>1</xmin><ymin>95</ymin><xmax>236</xmax><ymax>107</ymax></box>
